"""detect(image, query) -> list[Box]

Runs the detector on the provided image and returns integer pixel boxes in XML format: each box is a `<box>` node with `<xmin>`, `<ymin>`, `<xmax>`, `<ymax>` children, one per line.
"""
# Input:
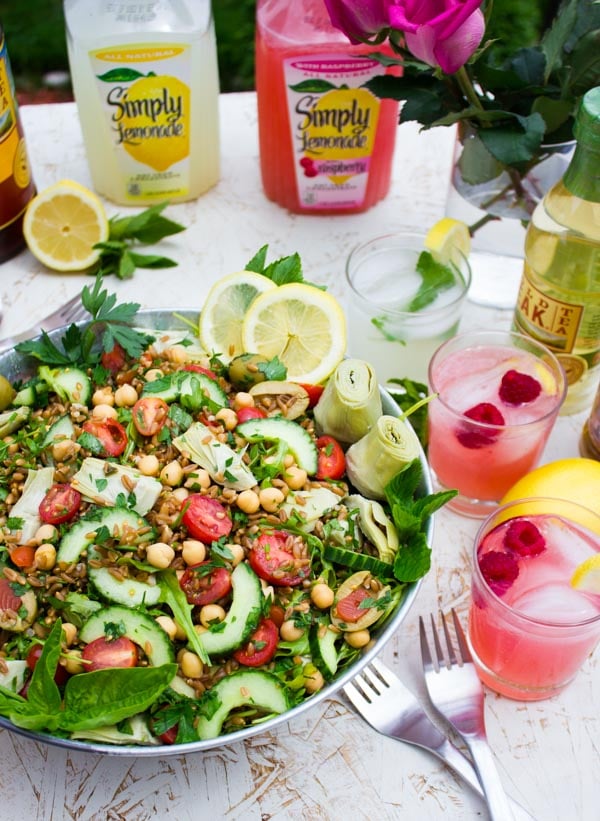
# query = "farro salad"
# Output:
<box><xmin>0</xmin><ymin>275</ymin><xmax>453</xmax><ymax>748</ymax></box>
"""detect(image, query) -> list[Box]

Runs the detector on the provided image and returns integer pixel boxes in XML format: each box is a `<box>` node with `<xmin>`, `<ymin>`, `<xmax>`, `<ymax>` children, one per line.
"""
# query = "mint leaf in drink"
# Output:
<box><xmin>407</xmin><ymin>251</ymin><xmax>456</xmax><ymax>312</ymax></box>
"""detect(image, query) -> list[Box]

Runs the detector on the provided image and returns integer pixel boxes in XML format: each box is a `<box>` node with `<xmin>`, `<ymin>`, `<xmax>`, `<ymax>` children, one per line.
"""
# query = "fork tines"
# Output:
<box><xmin>420</xmin><ymin>608</ymin><xmax>472</xmax><ymax>672</ymax></box>
<box><xmin>344</xmin><ymin>659</ymin><xmax>390</xmax><ymax>706</ymax></box>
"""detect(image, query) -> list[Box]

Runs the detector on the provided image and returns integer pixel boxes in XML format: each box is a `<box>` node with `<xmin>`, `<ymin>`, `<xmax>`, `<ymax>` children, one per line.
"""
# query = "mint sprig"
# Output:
<box><xmin>246</xmin><ymin>244</ymin><xmax>324</xmax><ymax>289</ymax></box>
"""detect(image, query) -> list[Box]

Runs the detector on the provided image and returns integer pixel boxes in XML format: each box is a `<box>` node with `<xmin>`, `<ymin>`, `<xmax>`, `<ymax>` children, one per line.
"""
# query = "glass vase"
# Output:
<box><xmin>445</xmin><ymin>128</ymin><xmax>575</xmax><ymax>309</ymax></box>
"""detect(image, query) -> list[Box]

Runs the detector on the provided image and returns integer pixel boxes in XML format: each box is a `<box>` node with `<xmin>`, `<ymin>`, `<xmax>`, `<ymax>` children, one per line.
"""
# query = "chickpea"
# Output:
<box><xmin>283</xmin><ymin>454</ymin><xmax>295</xmax><ymax>469</ymax></box>
<box><xmin>61</xmin><ymin>622</ymin><xmax>78</xmax><ymax>646</ymax></box>
<box><xmin>215</xmin><ymin>407</ymin><xmax>238</xmax><ymax>430</ymax></box>
<box><xmin>259</xmin><ymin>486</ymin><xmax>285</xmax><ymax>513</ymax></box>
<box><xmin>232</xmin><ymin>392</ymin><xmax>254</xmax><ymax>410</ymax></box>
<box><xmin>145</xmin><ymin>368</ymin><xmax>164</xmax><ymax>382</ymax></box>
<box><xmin>171</xmin><ymin>487</ymin><xmax>190</xmax><ymax>503</ymax></box>
<box><xmin>161</xmin><ymin>460</ymin><xmax>184</xmax><ymax>487</ymax></box>
<box><xmin>181</xmin><ymin>539</ymin><xmax>206</xmax><ymax>566</ymax></box>
<box><xmin>34</xmin><ymin>523</ymin><xmax>58</xmax><ymax>545</ymax></box>
<box><xmin>310</xmin><ymin>582</ymin><xmax>335</xmax><ymax>610</ymax></box>
<box><xmin>155</xmin><ymin>615</ymin><xmax>178</xmax><ymax>640</ymax></box>
<box><xmin>184</xmin><ymin>468</ymin><xmax>211</xmax><ymax>490</ymax></box>
<box><xmin>34</xmin><ymin>543</ymin><xmax>57</xmax><ymax>571</ymax></box>
<box><xmin>236</xmin><ymin>489</ymin><xmax>260</xmax><ymax>514</ymax></box>
<box><xmin>92</xmin><ymin>387</ymin><xmax>114</xmax><ymax>407</ymax></box>
<box><xmin>64</xmin><ymin>650</ymin><xmax>85</xmax><ymax>675</ymax></box>
<box><xmin>280</xmin><ymin>619</ymin><xmax>304</xmax><ymax>642</ymax></box>
<box><xmin>165</xmin><ymin>345</ymin><xmax>190</xmax><ymax>364</ymax></box>
<box><xmin>304</xmin><ymin>668</ymin><xmax>325</xmax><ymax>693</ymax></box>
<box><xmin>92</xmin><ymin>403</ymin><xmax>118</xmax><ymax>421</ymax></box>
<box><xmin>114</xmin><ymin>384</ymin><xmax>138</xmax><ymax>407</ymax></box>
<box><xmin>227</xmin><ymin>543</ymin><xmax>245</xmax><ymax>567</ymax></box>
<box><xmin>284</xmin><ymin>465</ymin><xmax>308</xmax><ymax>490</ymax></box>
<box><xmin>199</xmin><ymin>604</ymin><xmax>226</xmax><ymax>628</ymax></box>
<box><xmin>180</xmin><ymin>650</ymin><xmax>203</xmax><ymax>678</ymax></box>
<box><xmin>345</xmin><ymin>629</ymin><xmax>371</xmax><ymax>649</ymax></box>
<box><xmin>51</xmin><ymin>438</ymin><xmax>80</xmax><ymax>463</ymax></box>
<box><xmin>138</xmin><ymin>454</ymin><xmax>160</xmax><ymax>476</ymax></box>
<box><xmin>146</xmin><ymin>542</ymin><xmax>175</xmax><ymax>569</ymax></box>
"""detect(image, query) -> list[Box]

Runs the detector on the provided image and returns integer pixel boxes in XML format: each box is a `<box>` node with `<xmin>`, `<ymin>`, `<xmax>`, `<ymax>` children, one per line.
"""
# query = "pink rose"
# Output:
<box><xmin>324</xmin><ymin>0</ymin><xmax>392</xmax><ymax>43</ymax></box>
<box><xmin>388</xmin><ymin>0</ymin><xmax>485</xmax><ymax>74</ymax></box>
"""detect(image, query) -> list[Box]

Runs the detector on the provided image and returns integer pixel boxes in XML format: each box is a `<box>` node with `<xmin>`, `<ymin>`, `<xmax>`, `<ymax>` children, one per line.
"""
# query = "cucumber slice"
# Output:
<box><xmin>323</xmin><ymin>544</ymin><xmax>395</xmax><ymax>578</ymax></box>
<box><xmin>236</xmin><ymin>416</ymin><xmax>318</xmax><ymax>474</ymax></box>
<box><xmin>87</xmin><ymin>547</ymin><xmax>161</xmax><ymax>607</ymax></box>
<box><xmin>142</xmin><ymin>371</ymin><xmax>228</xmax><ymax>410</ymax></box>
<box><xmin>39</xmin><ymin>366</ymin><xmax>92</xmax><ymax>405</ymax></box>
<box><xmin>309</xmin><ymin>622</ymin><xmax>339</xmax><ymax>679</ymax></box>
<box><xmin>12</xmin><ymin>385</ymin><xmax>37</xmax><ymax>407</ymax></box>
<box><xmin>79</xmin><ymin>605</ymin><xmax>174</xmax><ymax>666</ymax></box>
<box><xmin>198</xmin><ymin>562</ymin><xmax>262</xmax><ymax>657</ymax></box>
<box><xmin>196</xmin><ymin>670</ymin><xmax>291</xmax><ymax>740</ymax></box>
<box><xmin>42</xmin><ymin>414</ymin><xmax>76</xmax><ymax>449</ymax></box>
<box><xmin>57</xmin><ymin>507</ymin><xmax>154</xmax><ymax>566</ymax></box>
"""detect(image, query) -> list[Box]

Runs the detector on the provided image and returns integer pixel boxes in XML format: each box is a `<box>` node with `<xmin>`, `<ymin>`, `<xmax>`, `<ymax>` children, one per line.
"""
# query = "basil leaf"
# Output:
<box><xmin>158</xmin><ymin>569</ymin><xmax>210</xmax><ymax>664</ymax></box>
<box><xmin>26</xmin><ymin>619</ymin><xmax>62</xmax><ymax>714</ymax></box>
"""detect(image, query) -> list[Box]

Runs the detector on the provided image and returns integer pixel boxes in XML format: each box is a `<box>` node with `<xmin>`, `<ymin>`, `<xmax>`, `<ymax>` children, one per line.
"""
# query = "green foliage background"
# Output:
<box><xmin>0</xmin><ymin>0</ymin><xmax>559</xmax><ymax>94</ymax></box>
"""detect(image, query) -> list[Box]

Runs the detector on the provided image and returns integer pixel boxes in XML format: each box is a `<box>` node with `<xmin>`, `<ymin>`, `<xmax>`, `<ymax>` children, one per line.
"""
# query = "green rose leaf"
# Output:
<box><xmin>457</xmin><ymin>133</ymin><xmax>503</xmax><ymax>185</ymax></box>
<box><xmin>478</xmin><ymin>111</ymin><xmax>546</xmax><ymax>166</ymax></box>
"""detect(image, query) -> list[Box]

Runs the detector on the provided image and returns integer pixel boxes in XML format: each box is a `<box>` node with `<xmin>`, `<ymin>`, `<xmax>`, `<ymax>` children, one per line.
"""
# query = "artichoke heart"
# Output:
<box><xmin>173</xmin><ymin>422</ymin><xmax>257</xmax><ymax>491</ymax></box>
<box><xmin>345</xmin><ymin>415</ymin><xmax>420</xmax><ymax>500</ymax></box>
<box><xmin>313</xmin><ymin>359</ymin><xmax>382</xmax><ymax>445</ymax></box>
<box><xmin>345</xmin><ymin>494</ymin><xmax>399</xmax><ymax>563</ymax></box>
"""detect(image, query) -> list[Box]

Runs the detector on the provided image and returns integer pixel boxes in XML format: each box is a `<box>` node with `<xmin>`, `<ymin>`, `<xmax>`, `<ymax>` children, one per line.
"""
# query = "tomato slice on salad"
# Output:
<box><xmin>39</xmin><ymin>483</ymin><xmax>82</xmax><ymax>525</ymax></box>
<box><xmin>335</xmin><ymin>587</ymin><xmax>371</xmax><ymax>623</ymax></box>
<box><xmin>236</xmin><ymin>406</ymin><xmax>267</xmax><ymax>424</ymax></box>
<box><xmin>249</xmin><ymin>530</ymin><xmax>309</xmax><ymax>587</ymax></box>
<box><xmin>233</xmin><ymin>618</ymin><xmax>279</xmax><ymax>667</ymax></box>
<box><xmin>297</xmin><ymin>383</ymin><xmax>324</xmax><ymax>408</ymax></box>
<box><xmin>181</xmin><ymin>494</ymin><xmax>233</xmax><ymax>543</ymax></box>
<box><xmin>101</xmin><ymin>343</ymin><xmax>127</xmax><ymax>374</ymax></box>
<box><xmin>132</xmin><ymin>396</ymin><xmax>169</xmax><ymax>437</ymax></box>
<box><xmin>0</xmin><ymin>577</ymin><xmax>23</xmax><ymax>612</ymax></box>
<box><xmin>81</xmin><ymin>636</ymin><xmax>139</xmax><ymax>672</ymax></box>
<box><xmin>82</xmin><ymin>419</ymin><xmax>128</xmax><ymax>456</ymax></box>
<box><xmin>179</xmin><ymin>562</ymin><xmax>232</xmax><ymax>606</ymax></box>
<box><xmin>182</xmin><ymin>363</ymin><xmax>218</xmax><ymax>380</ymax></box>
<box><xmin>10</xmin><ymin>545</ymin><xmax>36</xmax><ymax>568</ymax></box>
<box><xmin>316</xmin><ymin>435</ymin><xmax>345</xmax><ymax>480</ymax></box>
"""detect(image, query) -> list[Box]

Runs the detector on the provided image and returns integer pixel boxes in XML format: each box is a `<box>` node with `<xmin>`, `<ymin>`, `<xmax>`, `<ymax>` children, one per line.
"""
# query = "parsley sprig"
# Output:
<box><xmin>15</xmin><ymin>274</ymin><xmax>152</xmax><ymax>366</ymax></box>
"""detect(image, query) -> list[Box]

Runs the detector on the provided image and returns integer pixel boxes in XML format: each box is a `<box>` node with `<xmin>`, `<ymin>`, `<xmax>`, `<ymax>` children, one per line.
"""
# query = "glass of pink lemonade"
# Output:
<box><xmin>427</xmin><ymin>330</ymin><xmax>566</xmax><ymax>517</ymax></box>
<box><xmin>468</xmin><ymin>498</ymin><xmax>600</xmax><ymax>700</ymax></box>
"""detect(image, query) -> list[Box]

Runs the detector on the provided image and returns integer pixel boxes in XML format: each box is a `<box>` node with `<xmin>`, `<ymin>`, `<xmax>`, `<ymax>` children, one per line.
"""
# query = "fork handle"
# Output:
<box><xmin>467</xmin><ymin>736</ymin><xmax>516</xmax><ymax>821</ymax></box>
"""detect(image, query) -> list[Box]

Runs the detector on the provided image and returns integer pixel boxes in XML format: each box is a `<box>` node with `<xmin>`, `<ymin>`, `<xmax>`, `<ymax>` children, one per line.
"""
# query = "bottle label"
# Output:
<box><xmin>283</xmin><ymin>54</ymin><xmax>386</xmax><ymax>210</ymax></box>
<box><xmin>88</xmin><ymin>44</ymin><xmax>191</xmax><ymax>201</ymax></box>
<box><xmin>514</xmin><ymin>267</ymin><xmax>600</xmax><ymax>387</ymax></box>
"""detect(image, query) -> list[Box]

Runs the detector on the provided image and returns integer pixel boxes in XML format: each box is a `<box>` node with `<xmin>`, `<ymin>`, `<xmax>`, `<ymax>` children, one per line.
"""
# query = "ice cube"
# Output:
<box><xmin>512</xmin><ymin>582</ymin><xmax>600</xmax><ymax>623</ymax></box>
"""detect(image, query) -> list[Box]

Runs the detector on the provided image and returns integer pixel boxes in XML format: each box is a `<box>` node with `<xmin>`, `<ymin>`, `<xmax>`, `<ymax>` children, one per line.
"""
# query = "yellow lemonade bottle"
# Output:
<box><xmin>63</xmin><ymin>0</ymin><xmax>220</xmax><ymax>205</ymax></box>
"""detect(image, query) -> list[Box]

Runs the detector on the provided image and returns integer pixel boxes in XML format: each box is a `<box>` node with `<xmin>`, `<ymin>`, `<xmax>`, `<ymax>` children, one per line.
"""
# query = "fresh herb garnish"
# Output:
<box><xmin>407</xmin><ymin>251</ymin><xmax>456</xmax><ymax>312</ymax></box>
<box><xmin>245</xmin><ymin>244</ymin><xmax>324</xmax><ymax>289</ymax></box>
<box><xmin>388</xmin><ymin>377</ymin><xmax>430</xmax><ymax>449</ymax></box>
<box><xmin>94</xmin><ymin>202</ymin><xmax>185</xmax><ymax>280</ymax></box>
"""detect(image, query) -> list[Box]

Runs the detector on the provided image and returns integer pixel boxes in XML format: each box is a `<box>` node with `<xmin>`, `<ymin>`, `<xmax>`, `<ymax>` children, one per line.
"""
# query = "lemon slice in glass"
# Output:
<box><xmin>23</xmin><ymin>179</ymin><xmax>109</xmax><ymax>271</ymax></box>
<box><xmin>424</xmin><ymin>217</ymin><xmax>471</xmax><ymax>265</ymax></box>
<box><xmin>199</xmin><ymin>270</ymin><xmax>277</xmax><ymax>362</ymax></box>
<box><xmin>570</xmin><ymin>553</ymin><xmax>600</xmax><ymax>593</ymax></box>
<box><xmin>242</xmin><ymin>282</ymin><xmax>347</xmax><ymax>384</ymax></box>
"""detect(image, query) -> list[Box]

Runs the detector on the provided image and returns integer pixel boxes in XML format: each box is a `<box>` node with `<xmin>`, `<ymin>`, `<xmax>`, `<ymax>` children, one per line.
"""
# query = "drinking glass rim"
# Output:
<box><xmin>345</xmin><ymin>231</ymin><xmax>472</xmax><ymax>318</ymax></box>
<box><xmin>472</xmin><ymin>496</ymin><xmax>600</xmax><ymax>629</ymax></box>
<box><xmin>428</xmin><ymin>329</ymin><xmax>568</xmax><ymax>426</ymax></box>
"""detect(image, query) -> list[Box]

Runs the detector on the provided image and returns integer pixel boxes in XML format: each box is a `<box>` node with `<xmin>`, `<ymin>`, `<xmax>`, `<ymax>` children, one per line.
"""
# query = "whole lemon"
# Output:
<box><xmin>500</xmin><ymin>458</ymin><xmax>600</xmax><ymax>535</ymax></box>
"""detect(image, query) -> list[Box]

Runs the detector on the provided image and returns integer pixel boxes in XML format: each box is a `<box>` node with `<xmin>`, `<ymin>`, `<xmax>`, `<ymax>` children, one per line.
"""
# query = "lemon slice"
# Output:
<box><xmin>23</xmin><ymin>179</ymin><xmax>109</xmax><ymax>271</ymax></box>
<box><xmin>570</xmin><ymin>554</ymin><xmax>600</xmax><ymax>593</ymax></box>
<box><xmin>199</xmin><ymin>270</ymin><xmax>277</xmax><ymax>362</ymax></box>
<box><xmin>242</xmin><ymin>282</ymin><xmax>347</xmax><ymax>384</ymax></box>
<box><xmin>424</xmin><ymin>217</ymin><xmax>471</xmax><ymax>265</ymax></box>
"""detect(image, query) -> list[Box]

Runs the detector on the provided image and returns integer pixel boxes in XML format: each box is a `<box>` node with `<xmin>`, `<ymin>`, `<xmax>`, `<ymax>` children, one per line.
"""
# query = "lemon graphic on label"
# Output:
<box><xmin>119</xmin><ymin>75</ymin><xmax>189</xmax><ymax>172</ymax></box>
<box><xmin>305</xmin><ymin>87</ymin><xmax>379</xmax><ymax>185</ymax></box>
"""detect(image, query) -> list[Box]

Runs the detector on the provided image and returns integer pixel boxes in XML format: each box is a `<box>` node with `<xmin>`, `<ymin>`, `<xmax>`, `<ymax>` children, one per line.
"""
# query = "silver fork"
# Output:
<box><xmin>0</xmin><ymin>292</ymin><xmax>87</xmax><ymax>351</ymax></box>
<box><xmin>344</xmin><ymin>659</ymin><xmax>533</xmax><ymax>820</ymax></box>
<box><xmin>419</xmin><ymin>609</ymin><xmax>515</xmax><ymax>821</ymax></box>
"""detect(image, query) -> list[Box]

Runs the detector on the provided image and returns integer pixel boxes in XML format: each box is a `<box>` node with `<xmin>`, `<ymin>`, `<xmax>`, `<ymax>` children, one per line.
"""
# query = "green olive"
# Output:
<box><xmin>0</xmin><ymin>375</ymin><xmax>16</xmax><ymax>411</ymax></box>
<box><xmin>228</xmin><ymin>353</ymin><xmax>270</xmax><ymax>389</ymax></box>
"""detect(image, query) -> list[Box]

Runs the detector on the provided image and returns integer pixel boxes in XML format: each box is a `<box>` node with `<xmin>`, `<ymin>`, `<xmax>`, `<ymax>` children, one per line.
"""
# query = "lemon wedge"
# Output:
<box><xmin>23</xmin><ymin>179</ymin><xmax>109</xmax><ymax>271</ymax></box>
<box><xmin>242</xmin><ymin>282</ymin><xmax>347</xmax><ymax>384</ymax></box>
<box><xmin>424</xmin><ymin>217</ymin><xmax>471</xmax><ymax>265</ymax></box>
<box><xmin>199</xmin><ymin>270</ymin><xmax>277</xmax><ymax>363</ymax></box>
<box><xmin>570</xmin><ymin>554</ymin><xmax>600</xmax><ymax>593</ymax></box>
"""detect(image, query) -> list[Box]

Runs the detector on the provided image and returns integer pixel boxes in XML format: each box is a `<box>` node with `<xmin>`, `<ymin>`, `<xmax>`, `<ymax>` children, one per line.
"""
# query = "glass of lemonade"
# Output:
<box><xmin>345</xmin><ymin>232</ymin><xmax>471</xmax><ymax>385</ymax></box>
<box><xmin>468</xmin><ymin>498</ymin><xmax>600</xmax><ymax>700</ymax></box>
<box><xmin>428</xmin><ymin>330</ymin><xmax>566</xmax><ymax>517</ymax></box>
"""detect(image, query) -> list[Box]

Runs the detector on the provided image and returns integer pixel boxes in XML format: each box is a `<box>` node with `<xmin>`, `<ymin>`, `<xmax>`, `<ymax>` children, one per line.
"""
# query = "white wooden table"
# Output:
<box><xmin>0</xmin><ymin>92</ymin><xmax>596</xmax><ymax>821</ymax></box>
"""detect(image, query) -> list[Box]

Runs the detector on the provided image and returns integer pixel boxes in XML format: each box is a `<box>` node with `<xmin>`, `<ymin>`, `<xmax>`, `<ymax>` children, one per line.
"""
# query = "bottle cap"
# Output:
<box><xmin>574</xmin><ymin>86</ymin><xmax>600</xmax><ymax>150</ymax></box>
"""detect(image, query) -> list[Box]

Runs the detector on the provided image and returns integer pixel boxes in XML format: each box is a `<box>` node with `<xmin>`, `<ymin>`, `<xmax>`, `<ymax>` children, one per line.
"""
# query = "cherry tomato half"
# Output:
<box><xmin>335</xmin><ymin>587</ymin><xmax>371</xmax><ymax>623</ymax></box>
<box><xmin>179</xmin><ymin>562</ymin><xmax>232</xmax><ymax>606</ymax></box>
<box><xmin>81</xmin><ymin>635</ymin><xmax>139</xmax><ymax>672</ymax></box>
<box><xmin>151</xmin><ymin>705</ymin><xmax>179</xmax><ymax>745</ymax></box>
<box><xmin>236</xmin><ymin>406</ymin><xmax>267</xmax><ymax>425</ymax></box>
<box><xmin>297</xmin><ymin>383</ymin><xmax>324</xmax><ymax>408</ymax></box>
<box><xmin>248</xmin><ymin>530</ymin><xmax>309</xmax><ymax>587</ymax></box>
<box><xmin>82</xmin><ymin>419</ymin><xmax>128</xmax><ymax>457</ymax></box>
<box><xmin>10</xmin><ymin>545</ymin><xmax>36</xmax><ymax>568</ymax></box>
<box><xmin>25</xmin><ymin>643</ymin><xmax>69</xmax><ymax>686</ymax></box>
<box><xmin>182</xmin><ymin>363</ymin><xmax>218</xmax><ymax>380</ymax></box>
<box><xmin>0</xmin><ymin>577</ymin><xmax>22</xmax><ymax>612</ymax></box>
<box><xmin>101</xmin><ymin>343</ymin><xmax>127</xmax><ymax>374</ymax></box>
<box><xmin>233</xmin><ymin>618</ymin><xmax>279</xmax><ymax>667</ymax></box>
<box><xmin>132</xmin><ymin>396</ymin><xmax>169</xmax><ymax>437</ymax></box>
<box><xmin>39</xmin><ymin>483</ymin><xmax>82</xmax><ymax>525</ymax></box>
<box><xmin>316</xmin><ymin>435</ymin><xmax>346</xmax><ymax>480</ymax></box>
<box><xmin>181</xmin><ymin>494</ymin><xmax>233</xmax><ymax>543</ymax></box>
